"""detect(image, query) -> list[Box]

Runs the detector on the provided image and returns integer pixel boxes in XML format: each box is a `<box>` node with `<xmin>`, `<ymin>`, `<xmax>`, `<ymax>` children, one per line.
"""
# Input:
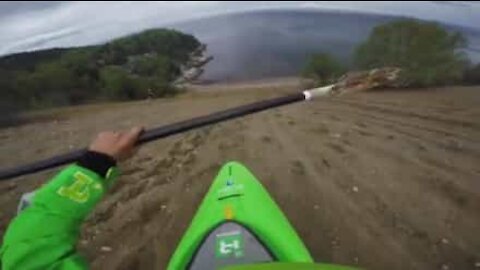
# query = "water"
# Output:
<box><xmin>172</xmin><ymin>10</ymin><xmax>480</xmax><ymax>82</ymax></box>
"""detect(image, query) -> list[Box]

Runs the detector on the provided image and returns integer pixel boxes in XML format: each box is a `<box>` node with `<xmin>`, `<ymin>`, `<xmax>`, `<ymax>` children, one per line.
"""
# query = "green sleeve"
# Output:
<box><xmin>0</xmin><ymin>164</ymin><xmax>118</xmax><ymax>270</ymax></box>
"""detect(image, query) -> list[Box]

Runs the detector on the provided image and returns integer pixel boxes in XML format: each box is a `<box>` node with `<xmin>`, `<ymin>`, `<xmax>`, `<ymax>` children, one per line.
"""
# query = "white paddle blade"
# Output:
<box><xmin>302</xmin><ymin>84</ymin><xmax>335</xmax><ymax>100</ymax></box>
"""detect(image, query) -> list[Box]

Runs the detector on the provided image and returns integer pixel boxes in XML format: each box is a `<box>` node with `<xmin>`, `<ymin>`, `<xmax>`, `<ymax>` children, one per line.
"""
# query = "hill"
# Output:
<box><xmin>0</xmin><ymin>29</ymin><xmax>202</xmax><ymax>113</ymax></box>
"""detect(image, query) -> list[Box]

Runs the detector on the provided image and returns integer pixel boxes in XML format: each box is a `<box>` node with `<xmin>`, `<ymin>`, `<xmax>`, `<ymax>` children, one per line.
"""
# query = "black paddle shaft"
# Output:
<box><xmin>0</xmin><ymin>93</ymin><xmax>305</xmax><ymax>181</ymax></box>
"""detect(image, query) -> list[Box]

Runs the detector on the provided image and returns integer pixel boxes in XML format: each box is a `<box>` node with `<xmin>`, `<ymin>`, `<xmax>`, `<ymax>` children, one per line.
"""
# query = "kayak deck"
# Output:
<box><xmin>167</xmin><ymin>161</ymin><xmax>312</xmax><ymax>269</ymax></box>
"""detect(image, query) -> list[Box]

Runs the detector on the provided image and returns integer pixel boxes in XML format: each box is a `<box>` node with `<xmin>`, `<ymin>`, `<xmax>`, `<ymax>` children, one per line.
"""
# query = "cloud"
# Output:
<box><xmin>0</xmin><ymin>1</ymin><xmax>478</xmax><ymax>56</ymax></box>
<box><xmin>1</xmin><ymin>27</ymin><xmax>84</xmax><ymax>54</ymax></box>
<box><xmin>431</xmin><ymin>1</ymin><xmax>472</xmax><ymax>8</ymax></box>
<box><xmin>0</xmin><ymin>1</ymin><xmax>66</xmax><ymax>19</ymax></box>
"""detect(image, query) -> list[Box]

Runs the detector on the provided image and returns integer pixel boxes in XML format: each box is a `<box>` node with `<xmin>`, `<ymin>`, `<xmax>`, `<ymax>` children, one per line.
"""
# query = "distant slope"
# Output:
<box><xmin>0</xmin><ymin>48</ymin><xmax>70</xmax><ymax>71</ymax></box>
<box><xmin>0</xmin><ymin>30</ymin><xmax>199</xmax><ymax>72</ymax></box>
<box><xmin>0</xmin><ymin>29</ymin><xmax>201</xmax><ymax>112</ymax></box>
<box><xmin>171</xmin><ymin>10</ymin><xmax>480</xmax><ymax>82</ymax></box>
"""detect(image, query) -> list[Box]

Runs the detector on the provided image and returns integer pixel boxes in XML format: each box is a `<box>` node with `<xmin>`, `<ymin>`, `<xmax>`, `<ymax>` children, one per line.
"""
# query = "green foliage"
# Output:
<box><xmin>354</xmin><ymin>20</ymin><xmax>467</xmax><ymax>87</ymax></box>
<box><xmin>464</xmin><ymin>63</ymin><xmax>480</xmax><ymax>85</ymax></box>
<box><xmin>11</xmin><ymin>63</ymin><xmax>80</xmax><ymax>108</ymax></box>
<box><xmin>302</xmin><ymin>53</ymin><xmax>345</xmax><ymax>85</ymax></box>
<box><xmin>98</xmin><ymin>29</ymin><xmax>200</xmax><ymax>65</ymax></box>
<box><xmin>129</xmin><ymin>55</ymin><xmax>180</xmax><ymax>80</ymax></box>
<box><xmin>0</xmin><ymin>48</ymin><xmax>67</xmax><ymax>71</ymax></box>
<box><xmin>99</xmin><ymin>67</ymin><xmax>135</xmax><ymax>100</ymax></box>
<box><xmin>99</xmin><ymin>65</ymin><xmax>176</xmax><ymax>101</ymax></box>
<box><xmin>0</xmin><ymin>29</ymin><xmax>200</xmax><ymax>111</ymax></box>
<box><xmin>0</xmin><ymin>68</ymin><xmax>20</xmax><ymax>113</ymax></box>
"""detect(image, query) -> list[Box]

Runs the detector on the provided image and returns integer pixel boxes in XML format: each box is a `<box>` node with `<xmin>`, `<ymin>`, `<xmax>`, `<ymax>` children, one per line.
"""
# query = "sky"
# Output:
<box><xmin>0</xmin><ymin>1</ymin><xmax>479</xmax><ymax>56</ymax></box>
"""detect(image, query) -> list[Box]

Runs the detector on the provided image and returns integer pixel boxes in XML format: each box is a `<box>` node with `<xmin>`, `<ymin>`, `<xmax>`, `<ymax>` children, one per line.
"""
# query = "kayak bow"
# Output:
<box><xmin>167</xmin><ymin>161</ymin><xmax>313</xmax><ymax>269</ymax></box>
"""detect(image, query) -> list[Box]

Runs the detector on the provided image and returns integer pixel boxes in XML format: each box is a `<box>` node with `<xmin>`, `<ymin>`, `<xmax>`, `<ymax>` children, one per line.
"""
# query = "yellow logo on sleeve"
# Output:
<box><xmin>57</xmin><ymin>171</ymin><xmax>100</xmax><ymax>203</ymax></box>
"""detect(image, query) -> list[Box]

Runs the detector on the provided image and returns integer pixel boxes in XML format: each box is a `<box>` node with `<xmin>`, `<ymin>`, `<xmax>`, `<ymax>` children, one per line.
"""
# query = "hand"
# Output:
<box><xmin>89</xmin><ymin>127</ymin><xmax>144</xmax><ymax>161</ymax></box>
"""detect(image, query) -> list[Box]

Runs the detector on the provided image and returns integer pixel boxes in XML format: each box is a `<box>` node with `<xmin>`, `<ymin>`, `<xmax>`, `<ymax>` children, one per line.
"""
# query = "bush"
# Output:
<box><xmin>0</xmin><ymin>28</ymin><xmax>200</xmax><ymax>110</ymax></box>
<box><xmin>464</xmin><ymin>63</ymin><xmax>480</xmax><ymax>85</ymax></box>
<box><xmin>302</xmin><ymin>53</ymin><xmax>345</xmax><ymax>85</ymax></box>
<box><xmin>130</xmin><ymin>55</ymin><xmax>179</xmax><ymax>80</ymax></box>
<box><xmin>355</xmin><ymin>20</ymin><xmax>467</xmax><ymax>87</ymax></box>
<box><xmin>100</xmin><ymin>67</ymin><xmax>146</xmax><ymax>100</ymax></box>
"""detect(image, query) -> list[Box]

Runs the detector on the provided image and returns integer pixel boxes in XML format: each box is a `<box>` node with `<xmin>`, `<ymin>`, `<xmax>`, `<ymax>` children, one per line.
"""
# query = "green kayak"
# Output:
<box><xmin>167</xmin><ymin>161</ymin><xmax>357</xmax><ymax>270</ymax></box>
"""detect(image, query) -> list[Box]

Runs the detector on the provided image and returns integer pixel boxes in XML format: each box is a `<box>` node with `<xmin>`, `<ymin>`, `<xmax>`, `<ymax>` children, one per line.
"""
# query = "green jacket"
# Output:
<box><xmin>0</xmin><ymin>164</ymin><xmax>117</xmax><ymax>270</ymax></box>
<box><xmin>0</xmin><ymin>165</ymin><xmax>355</xmax><ymax>270</ymax></box>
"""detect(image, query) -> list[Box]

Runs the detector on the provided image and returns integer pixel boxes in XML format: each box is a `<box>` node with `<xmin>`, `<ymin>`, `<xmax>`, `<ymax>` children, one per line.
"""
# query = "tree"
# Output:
<box><xmin>302</xmin><ymin>53</ymin><xmax>345</xmax><ymax>85</ymax></box>
<box><xmin>0</xmin><ymin>28</ymin><xmax>201</xmax><ymax>110</ymax></box>
<box><xmin>355</xmin><ymin>20</ymin><xmax>467</xmax><ymax>87</ymax></box>
<box><xmin>464</xmin><ymin>63</ymin><xmax>480</xmax><ymax>85</ymax></box>
<box><xmin>27</xmin><ymin>62</ymin><xmax>77</xmax><ymax>107</ymax></box>
<box><xmin>130</xmin><ymin>55</ymin><xmax>179</xmax><ymax>79</ymax></box>
<box><xmin>99</xmin><ymin>67</ymin><xmax>140</xmax><ymax>100</ymax></box>
<box><xmin>0</xmin><ymin>68</ymin><xmax>20</xmax><ymax>113</ymax></box>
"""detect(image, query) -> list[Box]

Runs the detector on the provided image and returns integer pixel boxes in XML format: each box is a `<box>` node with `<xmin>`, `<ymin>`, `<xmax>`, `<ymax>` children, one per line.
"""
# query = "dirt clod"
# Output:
<box><xmin>101</xmin><ymin>246</ymin><xmax>113</xmax><ymax>252</ymax></box>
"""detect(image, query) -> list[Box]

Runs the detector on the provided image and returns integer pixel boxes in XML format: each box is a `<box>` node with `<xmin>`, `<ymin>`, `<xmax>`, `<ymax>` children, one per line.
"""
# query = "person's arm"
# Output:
<box><xmin>0</xmin><ymin>127</ymin><xmax>143</xmax><ymax>270</ymax></box>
